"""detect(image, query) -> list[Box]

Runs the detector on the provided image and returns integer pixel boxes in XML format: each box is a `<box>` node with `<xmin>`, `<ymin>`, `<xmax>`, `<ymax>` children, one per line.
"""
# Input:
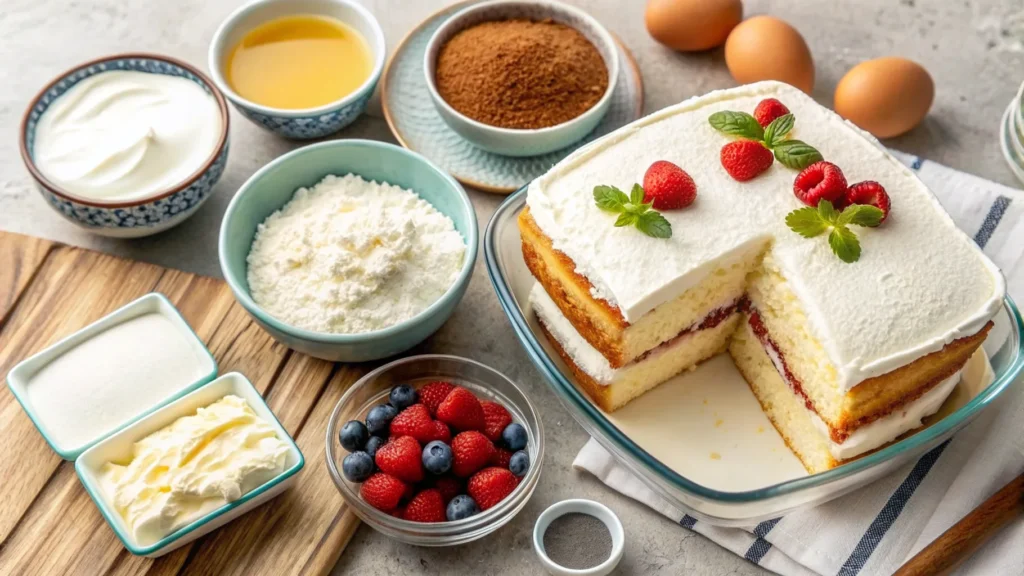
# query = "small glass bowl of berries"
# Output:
<box><xmin>326</xmin><ymin>354</ymin><xmax>544</xmax><ymax>546</ymax></box>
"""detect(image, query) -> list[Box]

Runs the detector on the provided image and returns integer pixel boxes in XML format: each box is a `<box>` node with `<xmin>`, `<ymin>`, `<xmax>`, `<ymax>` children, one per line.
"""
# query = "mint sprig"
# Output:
<box><xmin>785</xmin><ymin>201</ymin><xmax>883</xmax><ymax>263</ymax></box>
<box><xmin>708</xmin><ymin>109</ymin><xmax>823</xmax><ymax>170</ymax></box>
<box><xmin>593</xmin><ymin>184</ymin><xmax>672</xmax><ymax>239</ymax></box>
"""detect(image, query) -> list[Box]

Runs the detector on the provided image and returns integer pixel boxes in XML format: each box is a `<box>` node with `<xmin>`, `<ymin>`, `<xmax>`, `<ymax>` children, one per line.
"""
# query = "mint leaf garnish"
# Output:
<box><xmin>763</xmin><ymin>114</ymin><xmax>794</xmax><ymax>148</ymax></box>
<box><xmin>593</xmin><ymin>184</ymin><xmax>672</xmax><ymax>238</ymax></box>
<box><xmin>773</xmin><ymin>140</ymin><xmax>823</xmax><ymax>170</ymax></box>
<box><xmin>837</xmin><ymin>204</ymin><xmax>884</xmax><ymax>228</ymax></box>
<box><xmin>708</xmin><ymin>111</ymin><xmax>764</xmax><ymax>141</ymax></box>
<box><xmin>629</xmin><ymin>183</ymin><xmax>645</xmax><ymax>205</ymax></box>
<box><xmin>785</xmin><ymin>206</ymin><xmax>829</xmax><ymax>237</ymax></box>
<box><xmin>594</xmin><ymin>185</ymin><xmax>629</xmax><ymax>212</ymax></box>
<box><xmin>785</xmin><ymin>200</ymin><xmax>880</xmax><ymax>263</ymax></box>
<box><xmin>828</xmin><ymin>226</ymin><xmax>861</xmax><ymax>263</ymax></box>
<box><xmin>636</xmin><ymin>211</ymin><xmax>672</xmax><ymax>238</ymax></box>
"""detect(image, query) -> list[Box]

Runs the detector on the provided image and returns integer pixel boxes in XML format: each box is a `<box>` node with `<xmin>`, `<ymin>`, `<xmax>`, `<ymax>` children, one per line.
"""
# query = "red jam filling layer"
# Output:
<box><xmin>632</xmin><ymin>299</ymin><xmax>741</xmax><ymax>364</ymax></box>
<box><xmin>739</xmin><ymin>299</ymin><xmax>817</xmax><ymax>414</ymax></box>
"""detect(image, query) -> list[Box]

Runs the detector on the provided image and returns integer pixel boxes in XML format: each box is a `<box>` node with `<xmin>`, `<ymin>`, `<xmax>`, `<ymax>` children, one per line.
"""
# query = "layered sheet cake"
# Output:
<box><xmin>521</xmin><ymin>81</ymin><xmax>1005</xmax><ymax>473</ymax></box>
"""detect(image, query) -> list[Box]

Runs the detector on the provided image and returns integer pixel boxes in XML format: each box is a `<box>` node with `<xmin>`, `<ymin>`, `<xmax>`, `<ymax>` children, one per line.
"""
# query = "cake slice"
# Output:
<box><xmin>521</xmin><ymin>81</ymin><xmax>1005</xmax><ymax>473</ymax></box>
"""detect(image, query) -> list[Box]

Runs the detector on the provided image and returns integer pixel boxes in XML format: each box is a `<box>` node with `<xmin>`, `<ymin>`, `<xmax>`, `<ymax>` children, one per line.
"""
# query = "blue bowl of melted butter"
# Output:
<box><xmin>19</xmin><ymin>53</ymin><xmax>230</xmax><ymax>238</ymax></box>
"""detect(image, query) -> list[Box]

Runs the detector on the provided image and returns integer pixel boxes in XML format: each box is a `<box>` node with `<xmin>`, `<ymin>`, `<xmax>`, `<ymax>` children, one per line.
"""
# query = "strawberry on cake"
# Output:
<box><xmin>521</xmin><ymin>81</ymin><xmax>1005</xmax><ymax>474</ymax></box>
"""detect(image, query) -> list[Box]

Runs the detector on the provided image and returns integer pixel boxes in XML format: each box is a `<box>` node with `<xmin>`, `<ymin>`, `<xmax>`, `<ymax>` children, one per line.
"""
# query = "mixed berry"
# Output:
<box><xmin>339</xmin><ymin>381</ymin><xmax>531</xmax><ymax>523</ymax></box>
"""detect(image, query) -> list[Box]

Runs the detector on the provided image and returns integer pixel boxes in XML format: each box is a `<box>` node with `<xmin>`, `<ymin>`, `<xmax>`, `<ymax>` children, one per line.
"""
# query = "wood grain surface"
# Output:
<box><xmin>0</xmin><ymin>231</ymin><xmax>361</xmax><ymax>575</ymax></box>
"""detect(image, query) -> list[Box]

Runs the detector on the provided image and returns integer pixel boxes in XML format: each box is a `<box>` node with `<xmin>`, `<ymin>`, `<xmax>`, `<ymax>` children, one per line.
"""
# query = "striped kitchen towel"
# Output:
<box><xmin>572</xmin><ymin>152</ymin><xmax>1024</xmax><ymax>576</ymax></box>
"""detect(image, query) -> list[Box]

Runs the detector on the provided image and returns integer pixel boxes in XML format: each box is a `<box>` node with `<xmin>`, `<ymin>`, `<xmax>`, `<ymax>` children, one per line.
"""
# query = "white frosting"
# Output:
<box><xmin>33</xmin><ymin>71</ymin><xmax>221</xmax><ymax>201</ymax></box>
<box><xmin>527</xmin><ymin>81</ymin><xmax>1004</xmax><ymax>392</ymax></box>
<box><xmin>809</xmin><ymin>372</ymin><xmax>961</xmax><ymax>460</ymax></box>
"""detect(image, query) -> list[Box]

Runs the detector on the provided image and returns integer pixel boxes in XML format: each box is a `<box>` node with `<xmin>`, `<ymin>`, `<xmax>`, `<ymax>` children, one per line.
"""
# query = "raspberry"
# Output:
<box><xmin>429</xmin><ymin>420</ymin><xmax>452</xmax><ymax>444</ymax></box>
<box><xmin>844</xmin><ymin>181</ymin><xmax>891</xmax><ymax>222</ymax></box>
<box><xmin>481</xmin><ymin>400</ymin><xmax>512</xmax><ymax>442</ymax></box>
<box><xmin>360</xmin><ymin>473</ymin><xmax>406</xmax><ymax>512</ymax></box>
<box><xmin>432</xmin><ymin>475</ymin><xmax>463</xmax><ymax>504</ymax></box>
<box><xmin>419</xmin><ymin>381</ymin><xmax>455</xmax><ymax>417</ymax></box>
<box><xmin>720</xmin><ymin>140</ymin><xmax>774</xmax><ymax>181</ymax></box>
<box><xmin>374</xmin><ymin>435</ymin><xmax>424</xmax><ymax>484</ymax></box>
<box><xmin>490</xmin><ymin>448</ymin><xmax>513</xmax><ymax>469</ymax></box>
<box><xmin>451</xmin><ymin>431</ymin><xmax>495</xmax><ymax>477</ymax></box>
<box><xmin>753</xmin><ymin>98</ymin><xmax>791</xmax><ymax>128</ymax></box>
<box><xmin>389</xmin><ymin>404</ymin><xmax>435</xmax><ymax>444</ymax></box>
<box><xmin>467</xmin><ymin>467</ymin><xmax>518</xmax><ymax>511</ymax></box>
<box><xmin>793</xmin><ymin>161</ymin><xmax>848</xmax><ymax>206</ymax></box>
<box><xmin>642</xmin><ymin>160</ymin><xmax>697</xmax><ymax>209</ymax></box>
<box><xmin>402</xmin><ymin>489</ymin><xmax>446</xmax><ymax>523</ymax></box>
<box><xmin>436</xmin><ymin>387</ymin><xmax>485</xmax><ymax>432</ymax></box>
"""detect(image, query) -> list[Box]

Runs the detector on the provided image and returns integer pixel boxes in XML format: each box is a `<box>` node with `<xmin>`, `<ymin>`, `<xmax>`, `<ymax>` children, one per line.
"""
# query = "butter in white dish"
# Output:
<box><xmin>246</xmin><ymin>173</ymin><xmax>466</xmax><ymax>334</ymax></box>
<box><xmin>32</xmin><ymin>70</ymin><xmax>221</xmax><ymax>201</ymax></box>
<box><xmin>99</xmin><ymin>394</ymin><xmax>289</xmax><ymax>546</ymax></box>
<box><xmin>24</xmin><ymin>311</ymin><xmax>213</xmax><ymax>453</ymax></box>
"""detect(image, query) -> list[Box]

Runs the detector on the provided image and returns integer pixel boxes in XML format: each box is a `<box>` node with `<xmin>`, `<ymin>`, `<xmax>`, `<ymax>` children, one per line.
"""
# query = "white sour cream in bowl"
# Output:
<box><xmin>32</xmin><ymin>70</ymin><xmax>222</xmax><ymax>202</ymax></box>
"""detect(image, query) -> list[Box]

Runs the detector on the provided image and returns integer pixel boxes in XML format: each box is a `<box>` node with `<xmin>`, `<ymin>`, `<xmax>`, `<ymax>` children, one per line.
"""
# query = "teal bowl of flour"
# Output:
<box><xmin>219</xmin><ymin>140</ymin><xmax>478</xmax><ymax>362</ymax></box>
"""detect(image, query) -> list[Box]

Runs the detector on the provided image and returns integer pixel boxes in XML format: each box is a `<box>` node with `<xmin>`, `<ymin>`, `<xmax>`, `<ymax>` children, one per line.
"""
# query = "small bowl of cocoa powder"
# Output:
<box><xmin>424</xmin><ymin>0</ymin><xmax>619</xmax><ymax>157</ymax></box>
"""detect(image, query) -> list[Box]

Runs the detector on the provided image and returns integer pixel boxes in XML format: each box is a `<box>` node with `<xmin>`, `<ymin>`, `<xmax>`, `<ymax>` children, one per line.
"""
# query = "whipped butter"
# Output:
<box><xmin>33</xmin><ymin>70</ymin><xmax>221</xmax><ymax>201</ymax></box>
<box><xmin>99</xmin><ymin>395</ymin><xmax>288</xmax><ymax>546</ymax></box>
<box><xmin>527</xmin><ymin>81</ymin><xmax>1005</xmax><ymax>392</ymax></box>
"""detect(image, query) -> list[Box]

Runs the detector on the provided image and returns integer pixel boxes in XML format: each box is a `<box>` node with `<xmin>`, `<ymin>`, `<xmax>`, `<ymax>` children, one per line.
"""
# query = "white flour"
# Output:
<box><xmin>246</xmin><ymin>174</ymin><xmax>466</xmax><ymax>334</ymax></box>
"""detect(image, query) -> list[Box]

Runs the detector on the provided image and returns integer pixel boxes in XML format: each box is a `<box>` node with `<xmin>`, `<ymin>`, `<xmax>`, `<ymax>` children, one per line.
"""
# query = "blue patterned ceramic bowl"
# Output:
<box><xmin>19</xmin><ymin>54</ymin><xmax>230</xmax><ymax>238</ymax></box>
<box><xmin>423</xmin><ymin>0</ymin><xmax>619</xmax><ymax>157</ymax></box>
<box><xmin>219</xmin><ymin>140</ymin><xmax>478</xmax><ymax>362</ymax></box>
<box><xmin>208</xmin><ymin>0</ymin><xmax>385</xmax><ymax>140</ymax></box>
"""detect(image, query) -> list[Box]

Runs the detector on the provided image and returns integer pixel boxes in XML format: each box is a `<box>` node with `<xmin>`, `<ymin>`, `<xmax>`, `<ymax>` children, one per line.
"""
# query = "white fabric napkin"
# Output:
<box><xmin>572</xmin><ymin>151</ymin><xmax>1024</xmax><ymax>576</ymax></box>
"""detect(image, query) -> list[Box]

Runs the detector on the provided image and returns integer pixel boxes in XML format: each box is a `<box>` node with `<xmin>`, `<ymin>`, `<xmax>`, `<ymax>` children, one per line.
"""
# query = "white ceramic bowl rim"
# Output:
<box><xmin>218</xmin><ymin>139</ymin><xmax>479</xmax><ymax>344</ymax></box>
<box><xmin>19</xmin><ymin>52</ymin><xmax>230</xmax><ymax>208</ymax></box>
<box><xmin>208</xmin><ymin>0</ymin><xmax>386</xmax><ymax>118</ymax></box>
<box><xmin>532</xmin><ymin>499</ymin><xmax>625</xmax><ymax>575</ymax></box>
<box><xmin>422</xmin><ymin>0</ymin><xmax>620</xmax><ymax>136</ymax></box>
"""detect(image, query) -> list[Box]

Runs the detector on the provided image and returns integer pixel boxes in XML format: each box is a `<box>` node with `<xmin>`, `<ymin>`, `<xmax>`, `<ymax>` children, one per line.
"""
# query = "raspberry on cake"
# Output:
<box><xmin>520</xmin><ymin>81</ymin><xmax>1005</xmax><ymax>474</ymax></box>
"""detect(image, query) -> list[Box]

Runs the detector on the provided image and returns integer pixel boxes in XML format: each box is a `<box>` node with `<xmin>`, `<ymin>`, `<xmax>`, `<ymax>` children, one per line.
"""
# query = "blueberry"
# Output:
<box><xmin>365</xmin><ymin>435</ymin><xmax>385</xmax><ymax>460</ymax></box>
<box><xmin>342</xmin><ymin>451</ymin><xmax>374</xmax><ymax>483</ymax></box>
<box><xmin>501</xmin><ymin>423</ymin><xmax>527</xmax><ymax>451</ymax></box>
<box><xmin>422</xmin><ymin>440</ymin><xmax>453</xmax><ymax>475</ymax></box>
<box><xmin>389</xmin><ymin>384</ymin><xmax>418</xmax><ymax>411</ymax></box>
<box><xmin>446</xmin><ymin>494</ymin><xmax>480</xmax><ymax>521</ymax></box>
<box><xmin>339</xmin><ymin>420</ymin><xmax>369</xmax><ymax>452</ymax></box>
<box><xmin>365</xmin><ymin>403</ymin><xmax>398</xmax><ymax>436</ymax></box>
<box><xmin>509</xmin><ymin>450</ymin><xmax>530</xmax><ymax>477</ymax></box>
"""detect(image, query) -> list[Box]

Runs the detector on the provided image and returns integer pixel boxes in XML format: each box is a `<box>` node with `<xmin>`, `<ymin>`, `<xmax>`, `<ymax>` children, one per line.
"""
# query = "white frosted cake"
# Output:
<box><xmin>520</xmin><ymin>81</ymin><xmax>1005</xmax><ymax>473</ymax></box>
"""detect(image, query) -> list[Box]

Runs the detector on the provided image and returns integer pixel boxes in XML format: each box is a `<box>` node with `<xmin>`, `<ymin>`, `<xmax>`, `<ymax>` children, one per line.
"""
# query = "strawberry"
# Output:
<box><xmin>490</xmin><ymin>448</ymin><xmax>513</xmax><ymax>469</ymax></box>
<box><xmin>467</xmin><ymin>467</ymin><xmax>518</xmax><ymax>511</ymax></box>
<box><xmin>430</xmin><ymin>420</ymin><xmax>452</xmax><ymax>444</ymax></box>
<box><xmin>360</xmin><ymin>473</ymin><xmax>406</xmax><ymax>512</ymax></box>
<box><xmin>451</xmin><ymin>431</ymin><xmax>495</xmax><ymax>477</ymax></box>
<box><xmin>419</xmin><ymin>381</ymin><xmax>455</xmax><ymax>416</ymax></box>
<box><xmin>374</xmin><ymin>435</ymin><xmax>424</xmax><ymax>483</ymax></box>
<box><xmin>389</xmin><ymin>404</ymin><xmax>435</xmax><ymax>444</ymax></box>
<box><xmin>753</xmin><ymin>98</ymin><xmax>791</xmax><ymax>128</ymax></box>
<box><xmin>432</xmin><ymin>475</ymin><xmax>463</xmax><ymax>504</ymax></box>
<box><xmin>794</xmin><ymin>161</ymin><xmax>848</xmax><ymax>206</ymax></box>
<box><xmin>720</xmin><ymin>140</ymin><xmax>774</xmax><ymax>181</ymax></box>
<box><xmin>436</xmin><ymin>387</ymin><xmax>485</xmax><ymax>432</ymax></box>
<box><xmin>481</xmin><ymin>400</ymin><xmax>512</xmax><ymax>442</ymax></box>
<box><xmin>844</xmin><ymin>181</ymin><xmax>891</xmax><ymax>222</ymax></box>
<box><xmin>642</xmin><ymin>160</ymin><xmax>697</xmax><ymax>209</ymax></box>
<box><xmin>402</xmin><ymin>489</ymin><xmax>447</xmax><ymax>523</ymax></box>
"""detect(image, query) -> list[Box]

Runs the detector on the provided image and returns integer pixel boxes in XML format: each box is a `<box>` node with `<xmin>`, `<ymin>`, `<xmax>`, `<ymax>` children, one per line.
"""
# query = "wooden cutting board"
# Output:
<box><xmin>0</xmin><ymin>231</ymin><xmax>362</xmax><ymax>575</ymax></box>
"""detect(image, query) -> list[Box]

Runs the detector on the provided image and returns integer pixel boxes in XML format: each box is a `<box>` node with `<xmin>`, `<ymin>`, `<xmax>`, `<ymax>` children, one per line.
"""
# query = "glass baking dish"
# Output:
<box><xmin>484</xmin><ymin>187</ymin><xmax>1024</xmax><ymax>526</ymax></box>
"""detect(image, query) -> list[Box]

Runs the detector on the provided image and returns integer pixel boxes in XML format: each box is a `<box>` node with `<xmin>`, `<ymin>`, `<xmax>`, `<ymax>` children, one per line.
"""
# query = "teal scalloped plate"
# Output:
<box><xmin>381</xmin><ymin>0</ymin><xmax>644</xmax><ymax>194</ymax></box>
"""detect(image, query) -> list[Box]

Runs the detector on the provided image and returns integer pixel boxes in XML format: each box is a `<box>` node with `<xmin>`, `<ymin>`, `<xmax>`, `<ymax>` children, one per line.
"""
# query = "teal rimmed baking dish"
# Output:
<box><xmin>484</xmin><ymin>186</ymin><xmax>1024</xmax><ymax>526</ymax></box>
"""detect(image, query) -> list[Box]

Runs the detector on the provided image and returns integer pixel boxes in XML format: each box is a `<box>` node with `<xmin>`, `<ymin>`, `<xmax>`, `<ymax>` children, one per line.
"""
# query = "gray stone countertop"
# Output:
<box><xmin>2</xmin><ymin>0</ymin><xmax>1022</xmax><ymax>574</ymax></box>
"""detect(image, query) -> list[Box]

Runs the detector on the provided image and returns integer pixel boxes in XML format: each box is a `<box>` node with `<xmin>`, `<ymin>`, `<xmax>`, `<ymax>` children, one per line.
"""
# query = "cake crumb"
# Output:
<box><xmin>756</xmin><ymin>426</ymin><xmax>765</xmax><ymax>434</ymax></box>
<box><xmin>702</xmin><ymin>398</ymin><xmax>708</xmax><ymax>405</ymax></box>
<box><xmin>714</xmin><ymin>419</ymin><xmax>724</xmax><ymax>428</ymax></box>
<box><xmin>710</xmin><ymin>452</ymin><xmax>721</xmax><ymax>460</ymax></box>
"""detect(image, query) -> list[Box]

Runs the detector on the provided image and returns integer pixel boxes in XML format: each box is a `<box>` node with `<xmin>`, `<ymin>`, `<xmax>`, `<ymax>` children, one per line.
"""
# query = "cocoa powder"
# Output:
<box><xmin>435</xmin><ymin>19</ymin><xmax>609</xmax><ymax>130</ymax></box>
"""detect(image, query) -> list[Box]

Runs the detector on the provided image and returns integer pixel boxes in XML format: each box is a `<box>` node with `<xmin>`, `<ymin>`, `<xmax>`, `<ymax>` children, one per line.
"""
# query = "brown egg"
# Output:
<box><xmin>645</xmin><ymin>0</ymin><xmax>743</xmax><ymax>52</ymax></box>
<box><xmin>834</xmin><ymin>57</ymin><xmax>934</xmax><ymax>138</ymax></box>
<box><xmin>724</xmin><ymin>16</ymin><xmax>814</xmax><ymax>93</ymax></box>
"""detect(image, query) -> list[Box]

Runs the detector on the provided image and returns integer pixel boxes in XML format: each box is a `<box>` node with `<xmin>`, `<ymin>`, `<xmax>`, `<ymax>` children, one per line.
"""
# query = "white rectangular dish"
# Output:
<box><xmin>75</xmin><ymin>372</ymin><xmax>304</xmax><ymax>557</ymax></box>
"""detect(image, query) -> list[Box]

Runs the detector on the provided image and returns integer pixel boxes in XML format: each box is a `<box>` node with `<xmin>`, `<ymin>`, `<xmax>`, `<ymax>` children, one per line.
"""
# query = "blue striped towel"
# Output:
<box><xmin>572</xmin><ymin>152</ymin><xmax>1024</xmax><ymax>576</ymax></box>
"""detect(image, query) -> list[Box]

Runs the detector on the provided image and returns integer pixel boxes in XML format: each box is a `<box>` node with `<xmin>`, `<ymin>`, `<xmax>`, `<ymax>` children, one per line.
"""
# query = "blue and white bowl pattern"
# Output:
<box><xmin>23</xmin><ymin>56</ymin><xmax>229</xmax><ymax>238</ymax></box>
<box><xmin>231</xmin><ymin>86</ymin><xmax>375</xmax><ymax>140</ymax></box>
